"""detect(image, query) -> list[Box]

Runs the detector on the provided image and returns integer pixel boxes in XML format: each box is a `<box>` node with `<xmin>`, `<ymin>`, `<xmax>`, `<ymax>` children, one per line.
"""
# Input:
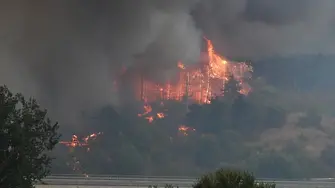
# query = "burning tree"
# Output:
<box><xmin>116</xmin><ymin>38</ymin><xmax>252</xmax><ymax>107</ymax></box>
<box><xmin>123</xmin><ymin>38</ymin><xmax>253</xmax><ymax>124</ymax></box>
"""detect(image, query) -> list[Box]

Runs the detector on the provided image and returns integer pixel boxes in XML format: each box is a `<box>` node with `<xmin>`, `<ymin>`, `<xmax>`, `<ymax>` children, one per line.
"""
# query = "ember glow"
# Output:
<box><xmin>146</xmin><ymin>116</ymin><xmax>154</xmax><ymax>123</ymax></box>
<box><xmin>157</xmin><ymin>113</ymin><xmax>165</xmax><ymax>119</ymax></box>
<box><xmin>125</xmin><ymin>38</ymin><xmax>252</xmax><ymax>105</ymax></box>
<box><xmin>137</xmin><ymin>104</ymin><xmax>152</xmax><ymax>117</ymax></box>
<box><xmin>177</xmin><ymin>61</ymin><xmax>185</xmax><ymax>70</ymax></box>
<box><xmin>138</xmin><ymin>103</ymin><xmax>167</xmax><ymax>123</ymax></box>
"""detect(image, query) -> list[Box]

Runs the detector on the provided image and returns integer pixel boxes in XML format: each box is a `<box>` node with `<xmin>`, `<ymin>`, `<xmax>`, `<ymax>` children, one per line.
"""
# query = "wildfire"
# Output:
<box><xmin>128</xmin><ymin>38</ymin><xmax>252</xmax><ymax>105</ymax></box>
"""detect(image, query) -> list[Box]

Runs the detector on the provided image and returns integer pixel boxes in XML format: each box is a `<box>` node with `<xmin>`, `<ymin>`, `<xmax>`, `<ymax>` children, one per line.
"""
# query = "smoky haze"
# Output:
<box><xmin>0</xmin><ymin>0</ymin><xmax>334</xmax><ymax>127</ymax></box>
<box><xmin>193</xmin><ymin>0</ymin><xmax>335</xmax><ymax>58</ymax></box>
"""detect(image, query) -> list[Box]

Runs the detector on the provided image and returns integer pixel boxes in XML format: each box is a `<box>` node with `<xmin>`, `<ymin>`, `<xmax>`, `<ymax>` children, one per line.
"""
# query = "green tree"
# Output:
<box><xmin>0</xmin><ymin>85</ymin><xmax>60</xmax><ymax>188</ymax></box>
<box><xmin>193</xmin><ymin>168</ymin><xmax>275</xmax><ymax>188</ymax></box>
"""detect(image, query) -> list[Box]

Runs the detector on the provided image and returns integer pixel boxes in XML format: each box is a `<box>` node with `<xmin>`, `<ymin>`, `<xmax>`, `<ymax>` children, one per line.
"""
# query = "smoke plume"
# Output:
<box><xmin>0</xmin><ymin>0</ymin><xmax>201</xmax><ymax>127</ymax></box>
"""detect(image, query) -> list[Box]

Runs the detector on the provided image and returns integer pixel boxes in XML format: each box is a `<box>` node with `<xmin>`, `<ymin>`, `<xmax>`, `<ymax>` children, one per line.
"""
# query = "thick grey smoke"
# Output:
<box><xmin>0</xmin><ymin>0</ymin><xmax>334</xmax><ymax>127</ymax></box>
<box><xmin>0</xmin><ymin>0</ymin><xmax>201</xmax><ymax>127</ymax></box>
<box><xmin>192</xmin><ymin>0</ymin><xmax>335</xmax><ymax>58</ymax></box>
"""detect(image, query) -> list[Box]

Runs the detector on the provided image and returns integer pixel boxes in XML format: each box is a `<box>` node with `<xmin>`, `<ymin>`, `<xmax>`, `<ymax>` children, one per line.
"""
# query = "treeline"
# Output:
<box><xmin>52</xmin><ymin>55</ymin><xmax>335</xmax><ymax>178</ymax></box>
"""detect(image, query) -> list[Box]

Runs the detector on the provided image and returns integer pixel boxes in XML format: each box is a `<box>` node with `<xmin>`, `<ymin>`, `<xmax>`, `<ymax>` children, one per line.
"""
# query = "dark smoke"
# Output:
<box><xmin>192</xmin><ymin>0</ymin><xmax>335</xmax><ymax>58</ymax></box>
<box><xmin>0</xmin><ymin>0</ymin><xmax>201</xmax><ymax>127</ymax></box>
<box><xmin>0</xmin><ymin>0</ymin><xmax>334</xmax><ymax>127</ymax></box>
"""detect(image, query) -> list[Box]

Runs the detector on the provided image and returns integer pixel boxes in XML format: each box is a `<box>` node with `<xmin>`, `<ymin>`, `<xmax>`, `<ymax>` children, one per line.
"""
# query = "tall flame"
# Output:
<box><xmin>206</xmin><ymin>39</ymin><xmax>229</xmax><ymax>79</ymax></box>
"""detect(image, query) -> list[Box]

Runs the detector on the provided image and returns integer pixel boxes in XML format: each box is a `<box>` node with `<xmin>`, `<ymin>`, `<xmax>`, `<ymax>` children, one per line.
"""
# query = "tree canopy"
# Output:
<box><xmin>0</xmin><ymin>86</ymin><xmax>60</xmax><ymax>188</ymax></box>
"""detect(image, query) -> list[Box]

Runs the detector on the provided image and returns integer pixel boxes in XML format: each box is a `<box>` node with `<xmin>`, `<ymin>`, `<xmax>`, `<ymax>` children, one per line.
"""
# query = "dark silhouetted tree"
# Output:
<box><xmin>0</xmin><ymin>85</ymin><xmax>60</xmax><ymax>188</ymax></box>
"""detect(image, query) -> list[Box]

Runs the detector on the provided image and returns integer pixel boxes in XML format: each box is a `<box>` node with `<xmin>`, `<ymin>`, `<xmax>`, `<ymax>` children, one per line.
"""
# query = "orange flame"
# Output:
<box><xmin>138</xmin><ymin>103</ymin><xmax>167</xmax><ymax>123</ymax></box>
<box><xmin>59</xmin><ymin>132</ymin><xmax>103</xmax><ymax>151</ymax></box>
<box><xmin>206</xmin><ymin>39</ymin><xmax>229</xmax><ymax>79</ymax></box>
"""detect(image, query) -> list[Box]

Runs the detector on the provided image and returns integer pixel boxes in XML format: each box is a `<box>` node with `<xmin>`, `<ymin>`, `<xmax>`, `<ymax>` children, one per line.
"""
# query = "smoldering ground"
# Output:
<box><xmin>0</xmin><ymin>0</ymin><xmax>334</xmax><ymax>128</ymax></box>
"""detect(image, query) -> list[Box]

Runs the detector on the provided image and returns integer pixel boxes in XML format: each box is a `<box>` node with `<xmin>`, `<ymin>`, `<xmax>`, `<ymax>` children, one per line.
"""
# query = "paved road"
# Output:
<box><xmin>36</xmin><ymin>176</ymin><xmax>335</xmax><ymax>188</ymax></box>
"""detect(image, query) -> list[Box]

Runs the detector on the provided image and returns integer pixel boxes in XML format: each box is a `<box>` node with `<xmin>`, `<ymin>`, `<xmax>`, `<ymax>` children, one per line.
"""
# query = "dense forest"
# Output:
<box><xmin>52</xmin><ymin>55</ymin><xmax>335</xmax><ymax>179</ymax></box>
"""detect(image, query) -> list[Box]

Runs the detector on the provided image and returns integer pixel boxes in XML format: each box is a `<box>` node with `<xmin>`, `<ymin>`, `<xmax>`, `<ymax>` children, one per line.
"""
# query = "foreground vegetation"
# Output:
<box><xmin>149</xmin><ymin>169</ymin><xmax>275</xmax><ymax>188</ymax></box>
<box><xmin>0</xmin><ymin>86</ymin><xmax>60</xmax><ymax>187</ymax></box>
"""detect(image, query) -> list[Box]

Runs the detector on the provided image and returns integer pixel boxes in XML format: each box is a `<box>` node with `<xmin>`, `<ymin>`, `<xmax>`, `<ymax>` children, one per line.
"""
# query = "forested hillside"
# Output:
<box><xmin>52</xmin><ymin>55</ymin><xmax>335</xmax><ymax>179</ymax></box>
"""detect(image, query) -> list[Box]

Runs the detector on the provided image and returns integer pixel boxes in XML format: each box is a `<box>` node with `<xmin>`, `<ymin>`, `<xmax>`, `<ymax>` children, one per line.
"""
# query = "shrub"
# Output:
<box><xmin>193</xmin><ymin>168</ymin><xmax>275</xmax><ymax>188</ymax></box>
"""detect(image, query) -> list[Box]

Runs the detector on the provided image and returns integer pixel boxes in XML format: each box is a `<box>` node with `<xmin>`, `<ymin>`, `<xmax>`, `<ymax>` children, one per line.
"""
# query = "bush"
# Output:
<box><xmin>193</xmin><ymin>168</ymin><xmax>275</xmax><ymax>188</ymax></box>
